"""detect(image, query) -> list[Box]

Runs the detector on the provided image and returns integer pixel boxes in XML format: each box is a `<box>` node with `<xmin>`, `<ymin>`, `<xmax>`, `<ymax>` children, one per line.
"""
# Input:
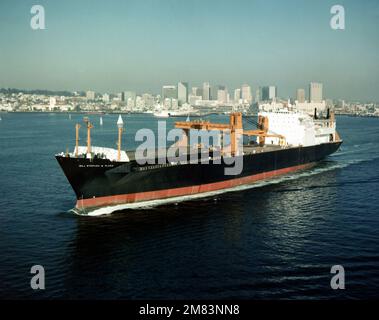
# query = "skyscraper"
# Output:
<box><xmin>162</xmin><ymin>85</ymin><xmax>177</xmax><ymax>100</ymax></box>
<box><xmin>203</xmin><ymin>82</ymin><xmax>211</xmax><ymax>101</ymax></box>
<box><xmin>296</xmin><ymin>89</ymin><xmax>306</xmax><ymax>103</ymax></box>
<box><xmin>234</xmin><ymin>88</ymin><xmax>241</xmax><ymax>102</ymax></box>
<box><xmin>124</xmin><ymin>91</ymin><xmax>136</xmax><ymax>102</ymax></box>
<box><xmin>309</xmin><ymin>82</ymin><xmax>323</xmax><ymax>103</ymax></box>
<box><xmin>255</xmin><ymin>88</ymin><xmax>260</xmax><ymax>103</ymax></box>
<box><xmin>261</xmin><ymin>86</ymin><xmax>270</xmax><ymax>101</ymax></box>
<box><xmin>269</xmin><ymin>86</ymin><xmax>277</xmax><ymax>100</ymax></box>
<box><xmin>177</xmin><ymin>82</ymin><xmax>189</xmax><ymax>105</ymax></box>
<box><xmin>211</xmin><ymin>86</ymin><xmax>219</xmax><ymax>101</ymax></box>
<box><xmin>241</xmin><ymin>84</ymin><xmax>252</xmax><ymax>104</ymax></box>
<box><xmin>261</xmin><ymin>86</ymin><xmax>276</xmax><ymax>101</ymax></box>
<box><xmin>217</xmin><ymin>86</ymin><xmax>228</xmax><ymax>104</ymax></box>
<box><xmin>118</xmin><ymin>92</ymin><xmax>125</xmax><ymax>102</ymax></box>
<box><xmin>191</xmin><ymin>87</ymin><xmax>203</xmax><ymax>97</ymax></box>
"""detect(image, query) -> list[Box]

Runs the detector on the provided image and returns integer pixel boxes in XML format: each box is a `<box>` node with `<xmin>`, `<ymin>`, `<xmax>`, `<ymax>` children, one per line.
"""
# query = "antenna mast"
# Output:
<box><xmin>117</xmin><ymin>115</ymin><xmax>124</xmax><ymax>161</ymax></box>
<box><xmin>83</xmin><ymin>117</ymin><xmax>93</xmax><ymax>154</ymax></box>
<box><xmin>75</xmin><ymin>123</ymin><xmax>81</xmax><ymax>157</ymax></box>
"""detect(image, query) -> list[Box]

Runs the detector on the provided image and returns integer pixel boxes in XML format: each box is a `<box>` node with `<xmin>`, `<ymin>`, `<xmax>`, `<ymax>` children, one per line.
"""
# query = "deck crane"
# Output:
<box><xmin>175</xmin><ymin>112</ymin><xmax>286</xmax><ymax>156</ymax></box>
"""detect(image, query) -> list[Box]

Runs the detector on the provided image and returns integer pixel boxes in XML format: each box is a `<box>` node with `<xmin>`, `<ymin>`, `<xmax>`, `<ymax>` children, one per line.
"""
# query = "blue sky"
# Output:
<box><xmin>0</xmin><ymin>0</ymin><xmax>378</xmax><ymax>101</ymax></box>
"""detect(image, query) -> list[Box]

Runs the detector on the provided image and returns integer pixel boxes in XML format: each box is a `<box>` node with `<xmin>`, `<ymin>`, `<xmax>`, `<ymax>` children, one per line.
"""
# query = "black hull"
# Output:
<box><xmin>56</xmin><ymin>141</ymin><xmax>342</xmax><ymax>210</ymax></box>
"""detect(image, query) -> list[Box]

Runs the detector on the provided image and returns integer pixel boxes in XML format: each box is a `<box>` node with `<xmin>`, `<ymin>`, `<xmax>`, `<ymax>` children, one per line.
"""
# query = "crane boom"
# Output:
<box><xmin>175</xmin><ymin>112</ymin><xmax>286</xmax><ymax>155</ymax></box>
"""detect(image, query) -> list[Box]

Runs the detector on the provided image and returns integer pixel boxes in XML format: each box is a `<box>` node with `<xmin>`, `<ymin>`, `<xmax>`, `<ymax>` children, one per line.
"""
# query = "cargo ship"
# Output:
<box><xmin>56</xmin><ymin>104</ymin><xmax>342</xmax><ymax>214</ymax></box>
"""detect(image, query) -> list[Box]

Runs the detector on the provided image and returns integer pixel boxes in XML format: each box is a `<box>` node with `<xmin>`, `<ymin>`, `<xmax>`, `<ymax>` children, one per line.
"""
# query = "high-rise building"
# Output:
<box><xmin>117</xmin><ymin>92</ymin><xmax>125</xmax><ymax>102</ymax></box>
<box><xmin>241</xmin><ymin>84</ymin><xmax>252</xmax><ymax>104</ymax></box>
<box><xmin>255</xmin><ymin>88</ymin><xmax>260</xmax><ymax>103</ymax></box>
<box><xmin>309</xmin><ymin>82</ymin><xmax>323</xmax><ymax>102</ymax></box>
<box><xmin>86</xmin><ymin>90</ymin><xmax>95</xmax><ymax>100</ymax></box>
<box><xmin>211</xmin><ymin>86</ymin><xmax>219</xmax><ymax>101</ymax></box>
<box><xmin>188</xmin><ymin>94</ymin><xmax>202</xmax><ymax>105</ymax></box>
<box><xmin>269</xmin><ymin>86</ymin><xmax>277</xmax><ymax>100</ymax></box>
<box><xmin>178</xmin><ymin>82</ymin><xmax>189</xmax><ymax>105</ymax></box>
<box><xmin>127</xmin><ymin>97</ymin><xmax>135</xmax><ymax>109</ymax></box>
<box><xmin>234</xmin><ymin>88</ymin><xmax>241</xmax><ymax>102</ymax></box>
<box><xmin>162</xmin><ymin>85</ymin><xmax>177</xmax><ymax>100</ymax></box>
<box><xmin>261</xmin><ymin>86</ymin><xmax>270</xmax><ymax>101</ymax></box>
<box><xmin>203</xmin><ymin>82</ymin><xmax>211</xmax><ymax>101</ymax></box>
<box><xmin>135</xmin><ymin>96</ymin><xmax>144</xmax><ymax>109</ymax></box>
<box><xmin>163</xmin><ymin>98</ymin><xmax>179</xmax><ymax>109</ymax></box>
<box><xmin>261</xmin><ymin>86</ymin><xmax>276</xmax><ymax>101</ymax></box>
<box><xmin>217</xmin><ymin>87</ymin><xmax>228</xmax><ymax>104</ymax></box>
<box><xmin>142</xmin><ymin>93</ymin><xmax>155</xmax><ymax>108</ymax></box>
<box><xmin>296</xmin><ymin>89</ymin><xmax>306</xmax><ymax>103</ymax></box>
<box><xmin>191</xmin><ymin>87</ymin><xmax>202</xmax><ymax>97</ymax></box>
<box><xmin>124</xmin><ymin>91</ymin><xmax>136</xmax><ymax>102</ymax></box>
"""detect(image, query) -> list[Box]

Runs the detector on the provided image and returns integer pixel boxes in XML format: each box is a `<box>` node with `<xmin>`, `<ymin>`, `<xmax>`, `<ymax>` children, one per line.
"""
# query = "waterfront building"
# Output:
<box><xmin>188</xmin><ymin>94</ymin><xmax>202</xmax><ymax>106</ymax></box>
<box><xmin>49</xmin><ymin>97</ymin><xmax>56</xmax><ymax>111</ymax></box>
<box><xmin>127</xmin><ymin>97</ymin><xmax>135</xmax><ymax>109</ymax></box>
<box><xmin>135</xmin><ymin>96</ymin><xmax>145</xmax><ymax>109</ymax></box>
<box><xmin>86</xmin><ymin>90</ymin><xmax>95</xmax><ymax>101</ymax></box>
<box><xmin>102</xmin><ymin>93</ymin><xmax>110</xmax><ymax>103</ymax></box>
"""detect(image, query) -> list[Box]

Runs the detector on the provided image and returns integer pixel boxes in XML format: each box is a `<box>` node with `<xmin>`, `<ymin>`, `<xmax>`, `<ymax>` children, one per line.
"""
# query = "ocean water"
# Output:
<box><xmin>0</xmin><ymin>113</ymin><xmax>378</xmax><ymax>299</ymax></box>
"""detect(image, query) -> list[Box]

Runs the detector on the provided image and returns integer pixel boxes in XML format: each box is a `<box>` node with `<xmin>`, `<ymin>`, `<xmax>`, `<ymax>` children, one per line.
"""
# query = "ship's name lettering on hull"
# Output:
<box><xmin>78</xmin><ymin>164</ymin><xmax>115</xmax><ymax>168</ymax></box>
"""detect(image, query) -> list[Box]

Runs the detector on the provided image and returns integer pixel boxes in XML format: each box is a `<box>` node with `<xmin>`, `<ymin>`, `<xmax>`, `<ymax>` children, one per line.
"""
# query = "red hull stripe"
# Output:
<box><xmin>76</xmin><ymin>163</ymin><xmax>315</xmax><ymax>209</ymax></box>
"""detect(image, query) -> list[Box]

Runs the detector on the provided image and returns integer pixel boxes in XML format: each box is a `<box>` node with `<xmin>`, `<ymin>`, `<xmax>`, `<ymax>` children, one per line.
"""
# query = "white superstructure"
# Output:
<box><xmin>258</xmin><ymin>103</ymin><xmax>336</xmax><ymax>147</ymax></box>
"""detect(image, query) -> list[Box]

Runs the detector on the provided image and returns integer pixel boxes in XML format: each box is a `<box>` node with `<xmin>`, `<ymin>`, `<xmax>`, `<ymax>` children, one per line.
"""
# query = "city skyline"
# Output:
<box><xmin>0</xmin><ymin>0</ymin><xmax>379</xmax><ymax>101</ymax></box>
<box><xmin>0</xmin><ymin>81</ymin><xmax>368</xmax><ymax>104</ymax></box>
<box><xmin>1</xmin><ymin>79</ymin><xmax>378</xmax><ymax>120</ymax></box>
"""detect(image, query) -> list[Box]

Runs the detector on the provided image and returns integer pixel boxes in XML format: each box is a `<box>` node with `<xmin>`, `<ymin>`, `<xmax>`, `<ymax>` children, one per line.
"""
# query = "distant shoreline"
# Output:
<box><xmin>335</xmin><ymin>113</ymin><xmax>379</xmax><ymax>118</ymax></box>
<box><xmin>0</xmin><ymin>111</ymin><xmax>220</xmax><ymax>117</ymax></box>
<box><xmin>1</xmin><ymin>110</ymin><xmax>378</xmax><ymax>118</ymax></box>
